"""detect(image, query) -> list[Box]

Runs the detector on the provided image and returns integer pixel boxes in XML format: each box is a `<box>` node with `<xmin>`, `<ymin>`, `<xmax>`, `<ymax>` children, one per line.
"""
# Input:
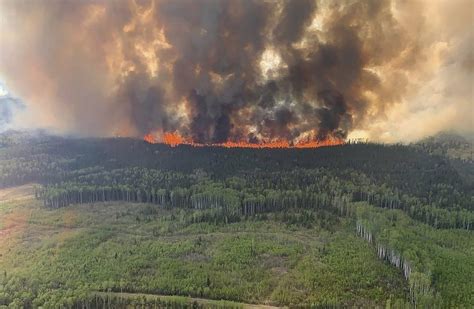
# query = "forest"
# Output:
<box><xmin>0</xmin><ymin>131</ymin><xmax>472</xmax><ymax>308</ymax></box>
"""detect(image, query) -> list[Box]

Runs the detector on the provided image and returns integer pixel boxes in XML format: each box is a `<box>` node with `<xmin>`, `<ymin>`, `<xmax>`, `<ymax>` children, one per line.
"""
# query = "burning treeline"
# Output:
<box><xmin>1</xmin><ymin>0</ymin><xmax>471</xmax><ymax>144</ymax></box>
<box><xmin>144</xmin><ymin>132</ymin><xmax>343</xmax><ymax>148</ymax></box>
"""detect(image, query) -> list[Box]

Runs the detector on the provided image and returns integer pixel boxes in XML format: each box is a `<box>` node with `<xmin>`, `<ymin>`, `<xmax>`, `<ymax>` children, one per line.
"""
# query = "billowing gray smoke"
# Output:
<box><xmin>0</xmin><ymin>0</ymin><xmax>472</xmax><ymax>143</ymax></box>
<box><xmin>151</xmin><ymin>0</ymin><xmax>362</xmax><ymax>142</ymax></box>
<box><xmin>0</xmin><ymin>93</ymin><xmax>25</xmax><ymax>132</ymax></box>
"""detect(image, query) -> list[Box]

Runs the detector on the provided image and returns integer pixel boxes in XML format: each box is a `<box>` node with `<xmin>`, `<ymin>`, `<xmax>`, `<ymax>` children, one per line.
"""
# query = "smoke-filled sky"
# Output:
<box><xmin>0</xmin><ymin>82</ymin><xmax>24</xmax><ymax>131</ymax></box>
<box><xmin>0</xmin><ymin>0</ymin><xmax>472</xmax><ymax>143</ymax></box>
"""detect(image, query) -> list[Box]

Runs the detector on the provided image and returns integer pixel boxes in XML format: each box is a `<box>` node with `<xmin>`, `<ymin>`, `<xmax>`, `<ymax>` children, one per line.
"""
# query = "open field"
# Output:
<box><xmin>0</xmin><ymin>184</ymin><xmax>35</xmax><ymax>203</ymax></box>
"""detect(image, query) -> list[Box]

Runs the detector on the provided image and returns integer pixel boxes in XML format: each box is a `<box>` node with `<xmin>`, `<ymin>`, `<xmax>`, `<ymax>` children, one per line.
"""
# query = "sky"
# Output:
<box><xmin>0</xmin><ymin>0</ymin><xmax>472</xmax><ymax>143</ymax></box>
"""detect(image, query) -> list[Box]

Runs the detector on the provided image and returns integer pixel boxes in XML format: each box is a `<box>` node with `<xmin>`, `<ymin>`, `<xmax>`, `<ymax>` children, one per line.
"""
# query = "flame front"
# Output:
<box><xmin>144</xmin><ymin>132</ymin><xmax>343</xmax><ymax>149</ymax></box>
<box><xmin>163</xmin><ymin>132</ymin><xmax>184</xmax><ymax>147</ymax></box>
<box><xmin>143</xmin><ymin>133</ymin><xmax>155</xmax><ymax>144</ymax></box>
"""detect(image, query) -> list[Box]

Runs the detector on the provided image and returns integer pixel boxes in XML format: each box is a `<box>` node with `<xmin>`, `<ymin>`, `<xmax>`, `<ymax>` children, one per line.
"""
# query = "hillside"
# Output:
<box><xmin>415</xmin><ymin>132</ymin><xmax>473</xmax><ymax>162</ymax></box>
<box><xmin>0</xmin><ymin>133</ymin><xmax>473</xmax><ymax>307</ymax></box>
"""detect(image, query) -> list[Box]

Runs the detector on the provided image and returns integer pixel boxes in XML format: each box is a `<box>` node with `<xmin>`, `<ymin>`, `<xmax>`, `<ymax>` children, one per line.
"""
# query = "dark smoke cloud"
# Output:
<box><xmin>274</xmin><ymin>0</ymin><xmax>316</xmax><ymax>45</ymax></box>
<box><xmin>0</xmin><ymin>0</ymin><xmax>471</xmax><ymax>142</ymax></box>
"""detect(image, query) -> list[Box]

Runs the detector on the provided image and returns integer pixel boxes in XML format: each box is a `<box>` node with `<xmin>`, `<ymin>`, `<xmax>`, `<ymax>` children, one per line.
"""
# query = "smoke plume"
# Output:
<box><xmin>0</xmin><ymin>84</ymin><xmax>25</xmax><ymax>132</ymax></box>
<box><xmin>0</xmin><ymin>0</ymin><xmax>472</xmax><ymax>143</ymax></box>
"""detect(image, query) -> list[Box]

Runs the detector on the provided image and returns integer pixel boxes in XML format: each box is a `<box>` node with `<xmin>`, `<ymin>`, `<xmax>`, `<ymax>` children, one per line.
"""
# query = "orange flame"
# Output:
<box><xmin>220</xmin><ymin>140</ymin><xmax>290</xmax><ymax>148</ymax></box>
<box><xmin>145</xmin><ymin>132</ymin><xmax>344</xmax><ymax>149</ymax></box>
<box><xmin>163</xmin><ymin>132</ymin><xmax>184</xmax><ymax>147</ymax></box>
<box><xmin>144</xmin><ymin>133</ymin><xmax>156</xmax><ymax>143</ymax></box>
<box><xmin>294</xmin><ymin>139</ymin><xmax>342</xmax><ymax>148</ymax></box>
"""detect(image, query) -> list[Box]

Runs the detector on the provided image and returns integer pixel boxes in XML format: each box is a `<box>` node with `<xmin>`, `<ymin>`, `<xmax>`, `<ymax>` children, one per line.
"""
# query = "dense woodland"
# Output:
<box><xmin>0</xmin><ymin>131</ymin><xmax>473</xmax><ymax>307</ymax></box>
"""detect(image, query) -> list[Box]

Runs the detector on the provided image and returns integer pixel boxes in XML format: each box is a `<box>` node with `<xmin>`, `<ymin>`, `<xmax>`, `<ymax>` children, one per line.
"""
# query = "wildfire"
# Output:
<box><xmin>163</xmin><ymin>132</ymin><xmax>184</xmax><ymax>146</ymax></box>
<box><xmin>143</xmin><ymin>133</ymin><xmax>155</xmax><ymax>144</ymax></box>
<box><xmin>220</xmin><ymin>140</ymin><xmax>290</xmax><ymax>148</ymax></box>
<box><xmin>144</xmin><ymin>132</ymin><xmax>344</xmax><ymax>148</ymax></box>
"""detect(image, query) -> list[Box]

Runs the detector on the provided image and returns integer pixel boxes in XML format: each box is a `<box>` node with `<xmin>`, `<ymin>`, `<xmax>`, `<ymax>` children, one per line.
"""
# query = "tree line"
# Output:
<box><xmin>35</xmin><ymin>167</ymin><xmax>473</xmax><ymax>230</ymax></box>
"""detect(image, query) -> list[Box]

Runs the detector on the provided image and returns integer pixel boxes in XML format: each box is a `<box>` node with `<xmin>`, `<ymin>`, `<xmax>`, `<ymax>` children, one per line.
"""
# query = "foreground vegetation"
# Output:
<box><xmin>1</xmin><ymin>197</ymin><xmax>410</xmax><ymax>307</ymax></box>
<box><xmin>0</xmin><ymin>131</ymin><xmax>472</xmax><ymax>307</ymax></box>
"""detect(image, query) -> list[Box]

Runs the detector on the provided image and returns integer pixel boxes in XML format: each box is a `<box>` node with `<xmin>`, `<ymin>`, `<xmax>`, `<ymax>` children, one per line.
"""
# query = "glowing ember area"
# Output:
<box><xmin>143</xmin><ymin>134</ymin><xmax>155</xmax><ymax>144</ymax></box>
<box><xmin>144</xmin><ymin>133</ymin><xmax>344</xmax><ymax>149</ymax></box>
<box><xmin>163</xmin><ymin>132</ymin><xmax>184</xmax><ymax>146</ymax></box>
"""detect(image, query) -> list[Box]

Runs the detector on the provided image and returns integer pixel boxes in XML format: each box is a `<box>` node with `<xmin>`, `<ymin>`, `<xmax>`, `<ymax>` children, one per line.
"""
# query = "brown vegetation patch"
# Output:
<box><xmin>0</xmin><ymin>209</ymin><xmax>28</xmax><ymax>245</ymax></box>
<box><xmin>181</xmin><ymin>252</ymin><xmax>210</xmax><ymax>263</ymax></box>
<box><xmin>0</xmin><ymin>184</ymin><xmax>36</xmax><ymax>202</ymax></box>
<box><xmin>262</xmin><ymin>254</ymin><xmax>288</xmax><ymax>270</ymax></box>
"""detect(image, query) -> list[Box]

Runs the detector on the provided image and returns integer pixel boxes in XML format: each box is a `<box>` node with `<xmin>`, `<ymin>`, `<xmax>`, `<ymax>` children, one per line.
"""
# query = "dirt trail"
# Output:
<box><xmin>95</xmin><ymin>292</ymin><xmax>282</xmax><ymax>309</ymax></box>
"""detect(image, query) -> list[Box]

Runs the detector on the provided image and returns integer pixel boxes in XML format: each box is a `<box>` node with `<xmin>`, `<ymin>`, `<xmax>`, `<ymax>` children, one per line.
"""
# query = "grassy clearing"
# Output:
<box><xmin>0</xmin><ymin>184</ymin><xmax>35</xmax><ymax>203</ymax></box>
